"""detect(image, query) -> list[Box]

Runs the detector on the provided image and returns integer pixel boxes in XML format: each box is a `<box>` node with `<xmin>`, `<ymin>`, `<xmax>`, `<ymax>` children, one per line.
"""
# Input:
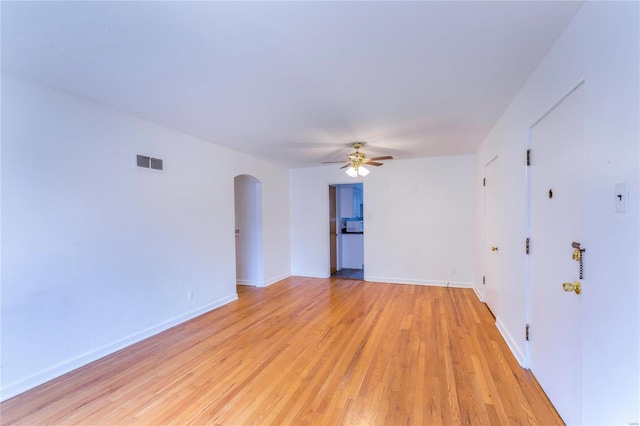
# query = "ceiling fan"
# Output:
<box><xmin>322</xmin><ymin>142</ymin><xmax>394</xmax><ymax>177</ymax></box>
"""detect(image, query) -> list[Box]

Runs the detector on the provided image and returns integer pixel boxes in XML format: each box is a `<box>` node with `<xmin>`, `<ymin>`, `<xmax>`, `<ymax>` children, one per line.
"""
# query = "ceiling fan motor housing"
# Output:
<box><xmin>320</xmin><ymin>141</ymin><xmax>393</xmax><ymax>169</ymax></box>
<box><xmin>348</xmin><ymin>142</ymin><xmax>366</xmax><ymax>166</ymax></box>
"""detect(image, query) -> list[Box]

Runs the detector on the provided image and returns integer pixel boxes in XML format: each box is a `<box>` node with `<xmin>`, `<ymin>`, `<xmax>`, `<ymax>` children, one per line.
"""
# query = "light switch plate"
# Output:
<box><xmin>615</xmin><ymin>183</ymin><xmax>629</xmax><ymax>213</ymax></box>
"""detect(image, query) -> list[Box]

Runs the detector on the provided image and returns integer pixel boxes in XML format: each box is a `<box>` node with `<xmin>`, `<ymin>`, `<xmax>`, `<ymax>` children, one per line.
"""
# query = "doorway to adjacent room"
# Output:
<box><xmin>234</xmin><ymin>174</ymin><xmax>264</xmax><ymax>288</ymax></box>
<box><xmin>329</xmin><ymin>183</ymin><xmax>364</xmax><ymax>280</ymax></box>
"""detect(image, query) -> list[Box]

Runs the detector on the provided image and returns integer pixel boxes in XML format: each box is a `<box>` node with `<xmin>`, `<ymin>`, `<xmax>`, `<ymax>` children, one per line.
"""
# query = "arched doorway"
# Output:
<box><xmin>233</xmin><ymin>175</ymin><xmax>264</xmax><ymax>288</ymax></box>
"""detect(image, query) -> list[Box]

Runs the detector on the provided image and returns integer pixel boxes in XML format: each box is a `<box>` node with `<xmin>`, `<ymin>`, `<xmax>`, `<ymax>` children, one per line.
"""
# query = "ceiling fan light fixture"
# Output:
<box><xmin>346</xmin><ymin>166</ymin><xmax>358</xmax><ymax>178</ymax></box>
<box><xmin>346</xmin><ymin>165</ymin><xmax>369</xmax><ymax>178</ymax></box>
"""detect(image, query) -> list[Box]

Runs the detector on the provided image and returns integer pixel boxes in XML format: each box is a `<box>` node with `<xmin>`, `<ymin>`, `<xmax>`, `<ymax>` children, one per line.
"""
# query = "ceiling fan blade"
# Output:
<box><xmin>365</xmin><ymin>161</ymin><xmax>383</xmax><ymax>166</ymax></box>
<box><xmin>321</xmin><ymin>160</ymin><xmax>348</xmax><ymax>164</ymax></box>
<box><xmin>367</xmin><ymin>155</ymin><xmax>394</xmax><ymax>161</ymax></box>
<box><xmin>340</xmin><ymin>164</ymin><xmax>350</xmax><ymax>169</ymax></box>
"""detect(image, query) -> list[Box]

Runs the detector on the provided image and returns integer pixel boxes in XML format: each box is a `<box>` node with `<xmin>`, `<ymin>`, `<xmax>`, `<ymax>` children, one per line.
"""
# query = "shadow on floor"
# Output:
<box><xmin>331</xmin><ymin>268</ymin><xmax>364</xmax><ymax>280</ymax></box>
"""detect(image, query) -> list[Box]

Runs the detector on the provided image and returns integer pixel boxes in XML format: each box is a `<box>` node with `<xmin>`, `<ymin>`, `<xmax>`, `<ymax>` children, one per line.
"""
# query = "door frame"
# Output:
<box><xmin>525</xmin><ymin>78</ymin><xmax>585</xmax><ymax>367</ymax></box>
<box><xmin>329</xmin><ymin>185</ymin><xmax>338</xmax><ymax>275</ymax></box>
<box><xmin>483</xmin><ymin>155</ymin><xmax>499</xmax><ymax>307</ymax></box>
<box><xmin>328</xmin><ymin>183</ymin><xmax>365</xmax><ymax>276</ymax></box>
<box><xmin>233</xmin><ymin>174</ymin><xmax>264</xmax><ymax>287</ymax></box>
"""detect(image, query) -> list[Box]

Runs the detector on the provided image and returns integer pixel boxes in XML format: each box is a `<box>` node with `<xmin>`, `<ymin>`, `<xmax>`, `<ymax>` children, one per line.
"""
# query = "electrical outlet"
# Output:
<box><xmin>187</xmin><ymin>290</ymin><xmax>193</xmax><ymax>301</ymax></box>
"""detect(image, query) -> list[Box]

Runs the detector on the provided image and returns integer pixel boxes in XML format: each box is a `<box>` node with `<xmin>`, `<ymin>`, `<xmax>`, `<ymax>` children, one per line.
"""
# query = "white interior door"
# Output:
<box><xmin>484</xmin><ymin>156</ymin><xmax>500</xmax><ymax>316</ymax></box>
<box><xmin>529</xmin><ymin>83</ymin><xmax>585</xmax><ymax>425</ymax></box>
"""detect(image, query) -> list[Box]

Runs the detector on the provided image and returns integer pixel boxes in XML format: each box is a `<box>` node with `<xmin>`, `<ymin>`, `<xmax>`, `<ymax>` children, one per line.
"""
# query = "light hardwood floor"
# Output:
<box><xmin>1</xmin><ymin>277</ymin><xmax>562</xmax><ymax>425</ymax></box>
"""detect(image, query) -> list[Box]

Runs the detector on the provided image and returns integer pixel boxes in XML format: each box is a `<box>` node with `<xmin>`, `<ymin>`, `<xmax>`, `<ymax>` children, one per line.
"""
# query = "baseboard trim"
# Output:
<box><xmin>0</xmin><ymin>293</ymin><xmax>238</xmax><ymax>402</ymax></box>
<box><xmin>473</xmin><ymin>285</ymin><xmax>485</xmax><ymax>302</ymax></box>
<box><xmin>364</xmin><ymin>276</ymin><xmax>473</xmax><ymax>288</ymax></box>
<box><xmin>291</xmin><ymin>271</ymin><xmax>330</xmax><ymax>279</ymax></box>
<box><xmin>263</xmin><ymin>272</ymin><xmax>291</xmax><ymax>287</ymax></box>
<box><xmin>495</xmin><ymin>317</ymin><xmax>526</xmax><ymax>367</ymax></box>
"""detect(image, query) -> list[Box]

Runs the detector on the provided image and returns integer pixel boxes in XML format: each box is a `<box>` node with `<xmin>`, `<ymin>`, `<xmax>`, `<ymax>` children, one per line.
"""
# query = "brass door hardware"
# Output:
<box><xmin>562</xmin><ymin>281</ymin><xmax>581</xmax><ymax>295</ymax></box>
<box><xmin>571</xmin><ymin>242</ymin><xmax>586</xmax><ymax>279</ymax></box>
<box><xmin>491</xmin><ymin>246</ymin><xmax>499</xmax><ymax>252</ymax></box>
<box><xmin>572</xmin><ymin>249</ymin><xmax>582</xmax><ymax>261</ymax></box>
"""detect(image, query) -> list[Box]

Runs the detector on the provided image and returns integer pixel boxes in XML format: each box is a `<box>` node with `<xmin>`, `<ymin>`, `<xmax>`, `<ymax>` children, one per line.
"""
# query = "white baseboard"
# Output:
<box><xmin>263</xmin><ymin>272</ymin><xmax>291</xmax><ymax>287</ymax></box>
<box><xmin>291</xmin><ymin>271</ymin><xmax>330</xmax><ymax>279</ymax></box>
<box><xmin>364</xmin><ymin>276</ymin><xmax>473</xmax><ymax>288</ymax></box>
<box><xmin>0</xmin><ymin>294</ymin><xmax>238</xmax><ymax>402</ymax></box>
<box><xmin>495</xmin><ymin>317</ymin><xmax>526</xmax><ymax>367</ymax></box>
<box><xmin>238</xmin><ymin>272</ymin><xmax>291</xmax><ymax>287</ymax></box>
<box><xmin>473</xmin><ymin>285</ymin><xmax>485</xmax><ymax>302</ymax></box>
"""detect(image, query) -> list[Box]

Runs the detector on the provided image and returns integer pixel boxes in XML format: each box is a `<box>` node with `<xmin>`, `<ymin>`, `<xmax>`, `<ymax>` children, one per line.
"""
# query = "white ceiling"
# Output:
<box><xmin>1</xmin><ymin>1</ymin><xmax>582</xmax><ymax>168</ymax></box>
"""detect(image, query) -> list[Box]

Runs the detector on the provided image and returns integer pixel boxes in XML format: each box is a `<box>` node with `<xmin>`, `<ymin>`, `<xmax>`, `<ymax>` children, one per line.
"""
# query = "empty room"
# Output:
<box><xmin>1</xmin><ymin>1</ymin><xmax>638</xmax><ymax>425</ymax></box>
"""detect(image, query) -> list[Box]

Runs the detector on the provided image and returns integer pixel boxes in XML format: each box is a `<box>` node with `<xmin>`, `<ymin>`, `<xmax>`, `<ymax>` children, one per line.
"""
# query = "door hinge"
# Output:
<box><xmin>526</xmin><ymin>149</ymin><xmax>531</xmax><ymax>166</ymax></box>
<box><xmin>526</xmin><ymin>324</ymin><xmax>530</xmax><ymax>341</ymax></box>
<box><xmin>483</xmin><ymin>177</ymin><xmax>486</xmax><ymax>187</ymax></box>
<box><xmin>525</xmin><ymin>238</ymin><xmax>530</xmax><ymax>255</ymax></box>
<box><xmin>482</xmin><ymin>276</ymin><xmax>486</xmax><ymax>285</ymax></box>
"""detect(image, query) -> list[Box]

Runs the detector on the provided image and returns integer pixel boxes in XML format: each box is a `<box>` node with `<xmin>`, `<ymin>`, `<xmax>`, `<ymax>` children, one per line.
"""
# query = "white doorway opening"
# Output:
<box><xmin>330</xmin><ymin>183</ymin><xmax>364</xmax><ymax>280</ymax></box>
<box><xmin>234</xmin><ymin>174</ymin><xmax>264</xmax><ymax>287</ymax></box>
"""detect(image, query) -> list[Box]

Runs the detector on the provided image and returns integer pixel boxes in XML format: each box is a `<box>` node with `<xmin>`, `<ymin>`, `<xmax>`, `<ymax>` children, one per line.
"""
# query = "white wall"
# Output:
<box><xmin>291</xmin><ymin>154</ymin><xmax>475</xmax><ymax>287</ymax></box>
<box><xmin>0</xmin><ymin>74</ymin><xmax>291</xmax><ymax>399</ymax></box>
<box><xmin>474</xmin><ymin>2</ymin><xmax>639</xmax><ymax>423</ymax></box>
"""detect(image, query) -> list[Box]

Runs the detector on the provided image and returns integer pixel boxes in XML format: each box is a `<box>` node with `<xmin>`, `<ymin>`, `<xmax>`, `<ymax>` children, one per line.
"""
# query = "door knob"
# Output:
<box><xmin>562</xmin><ymin>281</ymin><xmax>581</xmax><ymax>295</ymax></box>
<box><xmin>491</xmin><ymin>246</ymin><xmax>499</xmax><ymax>252</ymax></box>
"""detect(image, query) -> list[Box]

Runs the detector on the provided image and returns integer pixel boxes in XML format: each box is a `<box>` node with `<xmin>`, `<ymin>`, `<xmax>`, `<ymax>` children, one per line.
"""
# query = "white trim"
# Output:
<box><xmin>496</xmin><ymin>317</ymin><xmax>526</xmax><ymax>367</ymax></box>
<box><xmin>237</xmin><ymin>271</ymin><xmax>291</xmax><ymax>287</ymax></box>
<box><xmin>473</xmin><ymin>285</ymin><xmax>485</xmax><ymax>302</ymax></box>
<box><xmin>263</xmin><ymin>272</ymin><xmax>291</xmax><ymax>287</ymax></box>
<box><xmin>529</xmin><ymin>78</ymin><xmax>586</xmax><ymax>128</ymax></box>
<box><xmin>482</xmin><ymin>154</ymin><xmax>499</xmax><ymax>305</ymax></box>
<box><xmin>364</xmin><ymin>276</ymin><xmax>473</xmax><ymax>288</ymax></box>
<box><xmin>0</xmin><ymin>294</ymin><xmax>238</xmax><ymax>401</ymax></box>
<box><xmin>292</xmin><ymin>271</ymin><xmax>330</xmax><ymax>279</ymax></box>
<box><xmin>525</xmin><ymin>126</ymin><xmax>532</xmax><ymax>369</ymax></box>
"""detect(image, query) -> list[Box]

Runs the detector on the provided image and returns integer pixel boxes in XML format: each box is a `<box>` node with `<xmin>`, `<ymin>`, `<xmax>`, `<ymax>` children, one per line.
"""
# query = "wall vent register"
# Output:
<box><xmin>136</xmin><ymin>154</ymin><xmax>163</xmax><ymax>171</ymax></box>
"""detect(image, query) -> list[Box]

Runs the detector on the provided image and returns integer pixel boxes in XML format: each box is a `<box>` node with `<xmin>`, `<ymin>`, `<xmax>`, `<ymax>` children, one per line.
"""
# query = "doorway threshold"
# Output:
<box><xmin>331</xmin><ymin>268</ymin><xmax>364</xmax><ymax>280</ymax></box>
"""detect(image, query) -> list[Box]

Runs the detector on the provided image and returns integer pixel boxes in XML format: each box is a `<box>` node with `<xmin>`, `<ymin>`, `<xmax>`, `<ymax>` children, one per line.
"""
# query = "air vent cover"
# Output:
<box><xmin>136</xmin><ymin>154</ymin><xmax>164</xmax><ymax>171</ymax></box>
<box><xmin>136</xmin><ymin>155</ymin><xmax>151</xmax><ymax>168</ymax></box>
<box><xmin>150</xmin><ymin>158</ymin><xmax>163</xmax><ymax>170</ymax></box>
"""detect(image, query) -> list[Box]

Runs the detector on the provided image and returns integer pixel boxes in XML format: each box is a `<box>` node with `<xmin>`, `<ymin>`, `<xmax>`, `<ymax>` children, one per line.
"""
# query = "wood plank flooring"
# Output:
<box><xmin>0</xmin><ymin>277</ymin><xmax>562</xmax><ymax>425</ymax></box>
